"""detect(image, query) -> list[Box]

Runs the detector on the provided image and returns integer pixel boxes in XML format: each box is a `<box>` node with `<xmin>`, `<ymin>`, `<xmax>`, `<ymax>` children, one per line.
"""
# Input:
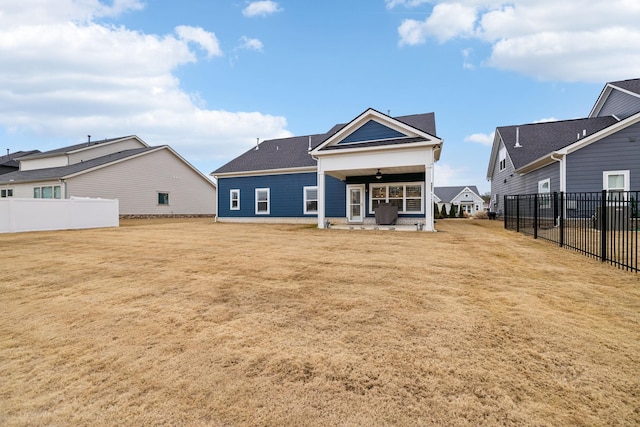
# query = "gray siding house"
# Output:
<box><xmin>487</xmin><ymin>78</ymin><xmax>640</xmax><ymax>214</ymax></box>
<box><xmin>0</xmin><ymin>136</ymin><xmax>216</xmax><ymax>216</ymax></box>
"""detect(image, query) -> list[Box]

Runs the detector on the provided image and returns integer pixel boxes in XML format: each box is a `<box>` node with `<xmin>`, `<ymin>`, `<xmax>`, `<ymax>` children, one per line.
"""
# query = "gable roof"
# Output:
<box><xmin>590</xmin><ymin>78</ymin><xmax>640</xmax><ymax>118</ymax></box>
<box><xmin>488</xmin><ymin>116</ymin><xmax>618</xmax><ymax>178</ymax></box>
<box><xmin>213</xmin><ymin>110</ymin><xmax>440</xmax><ymax>176</ymax></box>
<box><xmin>314</xmin><ymin>109</ymin><xmax>440</xmax><ymax>155</ymax></box>
<box><xmin>434</xmin><ymin>186</ymin><xmax>481</xmax><ymax>203</ymax></box>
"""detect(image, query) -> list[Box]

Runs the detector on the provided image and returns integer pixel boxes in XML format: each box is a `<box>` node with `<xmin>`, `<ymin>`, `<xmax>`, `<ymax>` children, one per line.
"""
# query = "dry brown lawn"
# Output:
<box><xmin>1</xmin><ymin>218</ymin><xmax>639</xmax><ymax>426</ymax></box>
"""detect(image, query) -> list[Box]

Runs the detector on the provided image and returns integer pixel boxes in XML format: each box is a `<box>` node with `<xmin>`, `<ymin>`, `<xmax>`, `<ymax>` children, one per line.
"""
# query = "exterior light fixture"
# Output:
<box><xmin>376</xmin><ymin>169</ymin><xmax>382</xmax><ymax>180</ymax></box>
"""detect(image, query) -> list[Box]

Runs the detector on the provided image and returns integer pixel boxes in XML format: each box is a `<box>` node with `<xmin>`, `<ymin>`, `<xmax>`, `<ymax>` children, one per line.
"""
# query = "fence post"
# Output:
<box><xmin>601</xmin><ymin>189</ymin><xmax>607</xmax><ymax>262</ymax></box>
<box><xmin>558</xmin><ymin>192</ymin><xmax>564</xmax><ymax>248</ymax></box>
<box><xmin>516</xmin><ymin>196</ymin><xmax>520</xmax><ymax>232</ymax></box>
<box><xmin>504</xmin><ymin>195</ymin><xmax>508</xmax><ymax>229</ymax></box>
<box><xmin>534</xmin><ymin>194</ymin><xmax>538</xmax><ymax>239</ymax></box>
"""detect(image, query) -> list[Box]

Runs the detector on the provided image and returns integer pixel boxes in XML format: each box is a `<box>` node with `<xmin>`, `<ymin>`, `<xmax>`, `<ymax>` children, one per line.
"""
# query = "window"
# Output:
<box><xmin>1</xmin><ymin>189</ymin><xmax>13</xmax><ymax>198</ymax></box>
<box><xmin>33</xmin><ymin>185</ymin><xmax>61</xmax><ymax>199</ymax></box>
<box><xmin>230</xmin><ymin>189</ymin><xmax>240</xmax><ymax>210</ymax></box>
<box><xmin>158</xmin><ymin>192</ymin><xmax>169</xmax><ymax>205</ymax></box>
<box><xmin>255</xmin><ymin>188</ymin><xmax>270</xmax><ymax>214</ymax></box>
<box><xmin>603</xmin><ymin>170</ymin><xmax>629</xmax><ymax>202</ymax></box>
<box><xmin>369</xmin><ymin>182</ymin><xmax>423</xmax><ymax>214</ymax></box>
<box><xmin>499</xmin><ymin>147</ymin><xmax>507</xmax><ymax>171</ymax></box>
<box><xmin>538</xmin><ymin>178</ymin><xmax>551</xmax><ymax>208</ymax></box>
<box><xmin>303</xmin><ymin>186</ymin><xmax>318</xmax><ymax>214</ymax></box>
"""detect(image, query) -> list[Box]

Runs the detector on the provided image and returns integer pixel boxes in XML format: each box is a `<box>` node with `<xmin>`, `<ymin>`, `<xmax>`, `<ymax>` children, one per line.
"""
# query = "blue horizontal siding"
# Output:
<box><xmin>339</xmin><ymin>120</ymin><xmax>405</xmax><ymax>144</ymax></box>
<box><xmin>217</xmin><ymin>172</ymin><xmax>345</xmax><ymax>218</ymax></box>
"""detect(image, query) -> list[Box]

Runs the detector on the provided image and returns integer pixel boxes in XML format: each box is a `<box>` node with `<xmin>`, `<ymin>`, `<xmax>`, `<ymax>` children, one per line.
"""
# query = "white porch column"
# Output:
<box><xmin>317</xmin><ymin>172</ymin><xmax>326</xmax><ymax>229</ymax></box>
<box><xmin>425</xmin><ymin>163</ymin><xmax>434</xmax><ymax>231</ymax></box>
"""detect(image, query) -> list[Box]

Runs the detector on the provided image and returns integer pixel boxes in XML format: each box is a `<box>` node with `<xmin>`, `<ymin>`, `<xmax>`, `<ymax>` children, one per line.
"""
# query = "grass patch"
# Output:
<box><xmin>1</xmin><ymin>218</ymin><xmax>639</xmax><ymax>426</ymax></box>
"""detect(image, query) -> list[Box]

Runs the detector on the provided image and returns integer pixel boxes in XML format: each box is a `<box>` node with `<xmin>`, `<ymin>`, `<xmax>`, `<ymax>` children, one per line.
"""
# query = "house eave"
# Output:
<box><xmin>212</xmin><ymin>166</ymin><xmax>317</xmax><ymax>179</ymax></box>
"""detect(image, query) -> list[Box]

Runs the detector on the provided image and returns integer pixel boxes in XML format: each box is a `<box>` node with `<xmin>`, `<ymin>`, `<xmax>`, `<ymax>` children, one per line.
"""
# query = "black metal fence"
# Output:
<box><xmin>504</xmin><ymin>191</ymin><xmax>639</xmax><ymax>272</ymax></box>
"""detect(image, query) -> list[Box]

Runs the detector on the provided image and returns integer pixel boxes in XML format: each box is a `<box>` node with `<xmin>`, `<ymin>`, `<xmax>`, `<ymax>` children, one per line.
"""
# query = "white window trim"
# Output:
<box><xmin>498</xmin><ymin>147</ymin><xmax>507</xmax><ymax>172</ymax></box>
<box><xmin>34</xmin><ymin>185</ymin><xmax>61</xmax><ymax>199</ymax></box>
<box><xmin>0</xmin><ymin>188</ymin><xmax>13</xmax><ymax>198</ymax></box>
<box><xmin>230</xmin><ymin>189</ymin><xmax>240</xmax><ymax>211</ymax></box>
<box><xmin>368</xmin><ymin>182</ymin><xmax>424</xmax><ymax>215</ymax></box>
<box><xmin>603</xmin><ymin>170</ymin><xmax>630</xmax><ymax>202</ymax></box>
<box><xmin>538</xmin><ymin>178</ymin><xmax>551</xmax><ymax>209</ymax></box>
<box><xmin>255</xmin><ymin>188</ymin><xmax>270</xmax><ymax>215</ymax></box>
<box><xmin>303</xmin><ymin>186</ymin><xmax>318</xmax><ymax>215</ymax></box>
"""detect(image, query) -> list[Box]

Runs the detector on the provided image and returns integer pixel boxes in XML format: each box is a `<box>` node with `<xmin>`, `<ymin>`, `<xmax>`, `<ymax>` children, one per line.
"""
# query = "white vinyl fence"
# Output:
<box><xmin>0</xmin><ymin>197</ymin><xmax>119</xmax><ymax>233</ymax></box>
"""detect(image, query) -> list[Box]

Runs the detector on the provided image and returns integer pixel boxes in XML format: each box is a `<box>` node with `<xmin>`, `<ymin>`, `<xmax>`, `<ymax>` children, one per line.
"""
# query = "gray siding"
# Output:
<box><xmin>490</xmin><ymin>139</ymin><xmax>560</xmax><ymax>212</ymax></box>
<box><xmin>597</xmin><ymin>89</ymin><xmax>640</xmax><ymax>119</ymax></box>
<box><xmin>566</xmin><ymin>121</ymin><xmax>640</xmax><ymax>192</ymax></box>
<box><xmin>66</xmin><ymin>148</ymin><xmax>216</xmax><ymax>215</ymax></box>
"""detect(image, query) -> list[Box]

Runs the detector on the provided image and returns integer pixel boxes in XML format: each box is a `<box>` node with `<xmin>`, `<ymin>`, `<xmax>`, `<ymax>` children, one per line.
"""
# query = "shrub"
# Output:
<box><xmin>474</xmin><ymin>210</ymin><xmax>489</xmax><ymax>219</ymax></box>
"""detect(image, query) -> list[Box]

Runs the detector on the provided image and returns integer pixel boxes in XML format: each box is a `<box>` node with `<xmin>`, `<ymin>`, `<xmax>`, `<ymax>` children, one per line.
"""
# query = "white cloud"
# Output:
<box><xmin>242</xmin><ymin>1</ymin><xmax>282</xmax><ymax>18</ymax></box>
<box><xmin>533</xmin><ymin>117</ymin><xmax>559</xmax><ymax>124</ymax></box>
<box><xmin>464</xmin><ymin>132</ymin><xmax>494</xmax><ymax>146</ymax></box>
<box><xmin>0</xmin><ymin>2</ymin><xmax>292</xmax><ymax>171</ymax></box>
<box><xmin>433</xmin><ymin>163</ymin><xmax>468</xmax><ymax>187</ymax></box>
<box><xmin>238</xmin><ymin>36</ymin><xmax>264</xmax><ymax>52</ymax></box>
<box><xmin>399</xmin><ymin>3</ymin><xmax>476</xmax><ymax>44</ymax></box>
<box><xmin>394</xmin><ymin>1</ymin><xmax>640</xmax><ymax>82</ymax></box>
<box><xmin>175</xmin><ymin>25</ymin><xmax>222</xmax><ymax>59</ymax></box>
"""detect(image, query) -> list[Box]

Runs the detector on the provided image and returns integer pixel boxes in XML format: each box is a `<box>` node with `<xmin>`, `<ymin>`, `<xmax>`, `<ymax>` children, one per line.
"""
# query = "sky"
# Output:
<box><xmin>1</xmin><ymin>0</ymin><xmax>639</xmax><ymax>194</ymax></box>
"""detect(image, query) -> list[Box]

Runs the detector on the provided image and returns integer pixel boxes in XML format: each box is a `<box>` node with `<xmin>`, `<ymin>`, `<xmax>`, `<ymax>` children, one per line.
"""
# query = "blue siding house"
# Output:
<box><xmin>212</xmin><ymin>108</ymin><xmax>443</xmax><ymax>230</ymax></box>
<box><xmin>487</xmin><ymin>78</ymin><xmax>640</xmax><ymax>213</ymax></box>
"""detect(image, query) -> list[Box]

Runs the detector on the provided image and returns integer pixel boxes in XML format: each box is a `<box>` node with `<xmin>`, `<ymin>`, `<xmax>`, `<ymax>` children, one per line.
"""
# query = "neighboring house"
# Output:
<box><xmin>487</xmin><ymin>78</ymin><xmax>640</xmax><ymax>214</ymax></box>
<box><xmin>0</xmin><ymin>150</ymin><xmax>40</xmax><ymax>176</ymax></box>
<box><xmin>433</xmin><ymin>186</ymin><xmax>485</xmax><ymax>216</ymax></box>
<box><xmin>212</xmin><ymin>108</ymin><xmax>443</xmax><ymax>230</ymax></box>
<box><xmin>0</xmin><ymin>136</ymin><xmax>216</xmax><ymax>216</ymax></box>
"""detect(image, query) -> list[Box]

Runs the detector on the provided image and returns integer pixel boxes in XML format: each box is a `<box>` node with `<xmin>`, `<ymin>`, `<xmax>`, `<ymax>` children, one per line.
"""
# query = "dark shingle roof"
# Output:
<box><xmin>434</xmin><ymin>186</ymin><xmax>480</xmax><ymax>203</ymax></box>
<box><xmin>0</xmin><ymin>147</ymin><xmax>157</xmax><ymax>184</ymax></box>
<box><xmin>0</xmin><ymin>150</ymin><xmax>40</xmax><ymax>167</ymax></box>
<box><xmin>213</xmin><ymin>134</ymin><xmax>326</xmax><ymax>174</ymax></box>
<box><xmin>213</xmin><ymin>112</ymin><xmax>437</xmax><ymax>175</ymax></box>
<box><xmin>498</xmin><ymin>116</ymin><xmax>619</xmax><ymax>170</ymax></box>
<box><xmin>610</xmin><ymin>78</ymin><xmax>640</xmax><ymax>96</ymax></box>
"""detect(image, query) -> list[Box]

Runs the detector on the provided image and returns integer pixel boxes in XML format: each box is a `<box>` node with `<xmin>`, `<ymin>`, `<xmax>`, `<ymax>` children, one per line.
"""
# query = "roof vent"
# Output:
<box><xmin>308</xmin><ymin>135</ymin><xmax>312</xmax><ymax>151</ymax></box>
<box><xmin>583</xmin><ymin>129</ymin><xmax>587</xmax><ymax>137</ymax></box>
<box><xmin>514</xmin><ymin>127</ymin><xmax>522</xmax><ymax>148</ymax></box>
<box><xmin>255</xmin><ymin>137</ymin><xmax>259</xmax><ymax>151</ymax></box>
<box><xmin>87</xmin><ymin>135</ymin><xmax>91</xmax><ymax>145</ymax></box>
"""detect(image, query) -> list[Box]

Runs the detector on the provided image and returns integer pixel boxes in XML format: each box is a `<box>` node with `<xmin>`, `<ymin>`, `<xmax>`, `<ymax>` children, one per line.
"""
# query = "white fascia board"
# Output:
<box><xmin>212</xmin><ymin>166</ymin><xmax>317</xmax><ymax>179</ymax></box>
<box><xmin>311</xmin><ymin>108</ymin><xmax>438</xmax><ymax>154</ymax></box>
<box><xmin>589</xmin><ymin>85</ymin><xmax>612</xmax><ymax>118</ymax></box>
<box><xmin>560</xmin><ymin>110</ymin><xmax>640</xmax><ymax>155</ymax></box>
<box><xmin>318</xmin><ymin>146</ymin><xmax>433</xmax><ymax>174</ymax></box>
<box><xmin>486</xmin><ymin>130</ymin><xmax>503</xmax><ymax>179</ymax></box>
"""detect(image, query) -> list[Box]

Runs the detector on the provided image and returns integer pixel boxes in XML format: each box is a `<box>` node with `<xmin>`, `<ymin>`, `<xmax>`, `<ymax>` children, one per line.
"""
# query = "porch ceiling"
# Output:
<box><xmin>325</xmin><ymin>165</ymin><xmax>425</xmax><ymax>180</ymax></box>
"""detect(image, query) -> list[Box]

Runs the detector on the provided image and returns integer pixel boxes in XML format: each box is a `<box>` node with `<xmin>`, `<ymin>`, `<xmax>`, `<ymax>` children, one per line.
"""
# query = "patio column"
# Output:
<box><xmin>317</xmin><ymin>172</ymin><xmax>325</xmax><ymax>229</ymax></box>
<box><xmin>425</xmin><ymin>163</ymin><xmax>434</xmax><ymax>231</ymax></box>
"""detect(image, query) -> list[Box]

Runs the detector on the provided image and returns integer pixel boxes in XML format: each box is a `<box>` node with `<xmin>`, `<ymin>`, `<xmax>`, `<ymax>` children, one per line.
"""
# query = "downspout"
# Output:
<box><xmin>549</xmin><ymin>153</ymin><xmax>565</xmax><ymax>193</ymax></box>
<box><xmin>550</xmin><ymin>153</ymin><xmax>565</xmax><ymax>227</ymax></box>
